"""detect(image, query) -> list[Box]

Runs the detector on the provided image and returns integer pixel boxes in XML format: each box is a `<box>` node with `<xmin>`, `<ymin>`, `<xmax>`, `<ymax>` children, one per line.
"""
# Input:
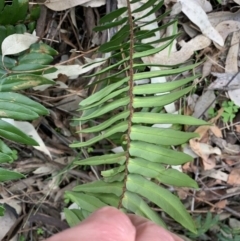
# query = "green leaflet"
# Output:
<box><xmin>64</xmin><ymin>208</ymin><xmax>84</xmax><ymax>227</ymax></box>
<box><xmin>73</xmin><ymin>180</ymin><xmax>123</xmax><ymax>197</ymax></box>
<box><xmin>79</xmin><ymin>87</ymin><xmax>129</xmax><ymax>110</ymax></box>
<box><xmin>104</xmin><ymin>173</ymin><xmax>125</xmax><ymax>183</ymax></box>
<box><xmin>94</xmin><ymin>17</ymin><xmax>128</xmax><ymax>31</ymax></box>
<box><xmin>0</xmin><ymin>168</ymin><xmax>24</xmax><ymax>182</ymax></box>
<box><xmin>30</xmin><ymin>43</ymin><xmax>58</xmax><ymax>56</ymax></box>
<box><xmin>101</xmin><ymin>165</ymin><xmax>125</xmax><ymax>177</ymax></box>
<box><xmin>133</xmin><ymin>87</ymin><xmax>192</xmax><ymax>108</ymax></box>
<box><xmin>133</xmin><ymin>64</ymin><xmax>199</xmax><ymax>80</ymax></box>
<box><xmin>99</xmin><ymin>7</ymin><xmax>128</xmax><ymax>24</ymax></box>
<box><xmin>80</xmin><ymin>78</ymin><xmax>129</xmax><ymax>107</ymax></box>
<box><xmin>133</xmin><ymin>75</ymin><xmax>197</xmax><ymax>95</ymax></box>
<box><xmin>77</xmin><ymin>97</ymin><xmax>129</xmax><ymax>121</ymax></box>
<box><xmin>74</xmin><ymin>152</ymin><xmax>126</xmax><ymax>166</ymax></box>
<box><xmin>0</xmin><ymin>74</ymin><xmax>54</xmax><ymax>92</ymax></box>
<box><xmin>132</xmin><ymin>0</ymin><xmax>159</xmax><ymax>13</ymax></box>
<box><xmin>130</xmin><ymin>125</ymin><xmax>199</xmax><ymax>146</ymax></box>
<box><xmin>130</xmin><ymin>141</ymin><xmax>192</xmax><ymax>165</ymax></box>
<box><xmin>0</xmin><ymin>153</ymin><xmax>13</xmax><ymax>163</ymax></box>
<box><xmin>65</xmin><ymin>192</ymin><xmax>107</xmax><ymax>213</ymax></box>
<box><xmin>0</xmin><ymin>120</ymin><xmax>38</xmax><ymax>145</ymax></box>
<box><xmin>128</xmin><ymin>158</ymin><xmax>198</xmax><ymax>188</ymax></box>
<box><xmin>79</xmin><ymin>111</ymin><xmax>130</xmax><ymax>133</ymax></box>
<box><xmin>92</xmin><ymin>193</ymin><xmax>120</xmax><ymax>208</ymax></box>
<box><xmin>122</xmin><ymin>191</ymin><xmax>166</xmax><ymax>228</ymax></box>
<box><xmin>126</xmin><ymin>174</ymin><xmax>197</xmax><ymax>233</ymax></box>
<box><xmin>70</xmin><ymin>121</ymin><xmax>128</xmax><ymax>148</ymax></box>
<box><xmin>132</xmin><ymin>113</ymin><xmax>208</xmax><ymax>125</ymax></box>
<box><xmin>0</xmin><ymin>205</ymin><xmax>4</xmax><ymax>216</ymax></box>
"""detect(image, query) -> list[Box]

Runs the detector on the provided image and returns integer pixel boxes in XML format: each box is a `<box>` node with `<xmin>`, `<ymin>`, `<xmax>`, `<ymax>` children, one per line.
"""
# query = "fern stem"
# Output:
<box><xmin>118</xmin><ymin>0</ymin><xmax>135</xmax><ymax>209</ymax></box>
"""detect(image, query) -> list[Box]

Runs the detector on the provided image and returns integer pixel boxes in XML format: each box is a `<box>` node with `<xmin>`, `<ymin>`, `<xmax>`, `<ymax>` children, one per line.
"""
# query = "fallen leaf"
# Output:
<box><xmin>228</xmin><ymin>168</ymin><xmax>240</xmax><ymax>185</ymax></box>
<box><xmin>210</xmin><ymin>200</ymin><xmax>228</xmax><ymax>212</ymax></box>
<box><xmin>202</xmin><ymin>169</ymin><xmax>228</xmax><ymax>182</ymax></box>
<box><xmin>2</xmin><ymin>33</ymin><xmax>38</xmax><ymax>60</ymax></box>
<box><xmin>179</xmin><ymin>0</ymin><xmax>224</xmax><ymax>46</ymax></box>
<box><xmin>45</xmin><ymin>0</ymin><xmax>106</xmax><ymax>11</ymax></box>
<box><xmin>210</xmin><ymin>125</ymin><xmax>223</xmax><ymax>138</ymax></box>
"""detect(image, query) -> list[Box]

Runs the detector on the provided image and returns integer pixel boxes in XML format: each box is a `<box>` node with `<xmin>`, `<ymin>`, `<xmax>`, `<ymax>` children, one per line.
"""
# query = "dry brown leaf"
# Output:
<box><xmin>228</xmin><ymin>168</ymin><xmax>240</xmax><ymax>185</ymax></box>
<box><xmin>202</xmin><ymin>169</ymin><xmax>228</xmax><ymax>182</ymax></box>
<box><xmin>210</xmin><ymin>125</ymin><xmax>223</xmax><ymax>138</ymax></box>
<box><xmin>211</xmin><ymin>200</ymin><xmax>228</xmax><ymax>212</ymax></box>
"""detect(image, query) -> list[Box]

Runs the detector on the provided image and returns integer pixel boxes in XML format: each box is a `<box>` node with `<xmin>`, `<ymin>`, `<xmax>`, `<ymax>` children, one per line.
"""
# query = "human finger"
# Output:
<box><xmin>128</xmin><ymin>214</ymin><xmax>183</xmax><ymax>241</ymax></box>
<box><xmin>45</xmin><ymin>207</ymin><xmax>136</xmax><ymax>241</ymax></box>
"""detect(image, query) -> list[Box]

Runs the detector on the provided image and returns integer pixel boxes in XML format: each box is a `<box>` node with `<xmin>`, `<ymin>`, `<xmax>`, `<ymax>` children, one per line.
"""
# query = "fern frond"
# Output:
<box><xmin>66</xmin><ymin>0</ymin><xmax>207</xmax><ymax>233</ymax></box>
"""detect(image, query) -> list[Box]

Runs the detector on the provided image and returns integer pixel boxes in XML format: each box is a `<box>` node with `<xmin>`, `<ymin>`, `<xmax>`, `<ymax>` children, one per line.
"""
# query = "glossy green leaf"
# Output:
<box><xmin>80</xmin><ymin>77</ymin><xmax>128</xmax><ymax>107</ymax></box>
<box><xmin>79</xmin><ymin>111</ymin><xmax>130</xmax><ymax>133</ymax></box>
<box><xmin>65</xmin><ymin>192</ymin><xmax>107</xmax><ymax>213</ymax></box>
<box><xmin>133</xmin><ymin>87</ymin><xmax>192</xmax><ymax>108</ymax></box>
<box><xmin>80</xmin><ymin>87</ymin><xmax>129</xmax><ymax>110</ymax></box>
<box><xmin>0</xmin><ymin>92</ymin><xmax>49</xmax><ymax>117</ymax></box>
<box><xmin>126</xmin><ymin>174</ymin><xmax>197</xmax><ymax>233</ymax></box>
<box><xmin>18</xmin><ymin>53</ymin><xmax>53</xmax><ymax>65</ymax></box>
<box><xmin>0</xmin><ymin>139</ymin><xmax>16</xmax><ymax>157</ymax></box>
<box><xmin>0</xmin><ymin>55</ymin><xmax>16</xmax><ymax>69</ymax></box>
<box><xmin>0</xmin><ymin>74</ymin><xmax>54</xmax><ymax>91</ymax></box>
<box><xmin>0</xmin><ymin>120</ymin><xmax>38</xmax><ymax>145</ymax></box>
<box><xmin>74</xmin><ymin>153</ymin><xmax>126</xmax><ymax>166</ymax></box>
<box><xmin>78</xmin><ymin>97</ymin><xmax>129</xmax><ymax>121</ymax></box>
<box><xmin>128</xmin><ymin>158</ymin><xmax>198</xmax><ymax>188</ymax></box>
<box><xmin>99</xmin><ymin>7</ymin><xmax>127</xmax><ymax>24</ymax></box>
<box><xmin>101</xmin><ymin>165</ymin><xmax>125</xmax><ymax>177</ymax></box>
<box><xmin>0</xmin><ymin>0</ymin><xmax>28</xmax><ymax>25</ymax></box>
<box><xmin>64</xmin><ymin>208</ymin><xmax>83</xmax><ymax>227</ymax></box>
<box><xmin>70</xmin><ymin>121</ymin><xmax>128</xmax><ymax>148</ymax></box>
<box><xmin>122</xmin><ymin>191</ymin><xmax>166</xmax><ymax>227</ymax></box>
<box><xmin>11</xmin><ymin>64</ymin><xmax>56</xmax><ymax>74</ymax></box>
<box><xmin>0</xmin><ymin>168</ymin><xmax>24</xmax><ymax>182</ymax></box>
<box><xmin>132</xmin><ymin>113</ymin><xmax>208</xmax><ymax>125</ymax></box>
<box><xmin>30</xmin><ymin>43</ymin><xmax>58</xmax><ymax>56</ymax></box>
<box><xmin>130</xmin><ymin>141</ymin><xmax>192</xmax><ymax>165</ymax></box>
<box><xmin>133</xmin><ymin>76</ymin><xmax>197</xmax><ymax>95</ymax></box>
<box><xmin>130</xmin><ymin>125</ymin><xmax>198</xmax><ymax>146</ymax></box>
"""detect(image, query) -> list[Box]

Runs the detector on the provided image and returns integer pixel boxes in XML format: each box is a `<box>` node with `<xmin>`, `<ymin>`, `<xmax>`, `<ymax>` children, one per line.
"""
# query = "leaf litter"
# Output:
<box><xmin>4</xmin><ymin>0</ymin><xmax>240</xmax><ymax>240</ymax></box>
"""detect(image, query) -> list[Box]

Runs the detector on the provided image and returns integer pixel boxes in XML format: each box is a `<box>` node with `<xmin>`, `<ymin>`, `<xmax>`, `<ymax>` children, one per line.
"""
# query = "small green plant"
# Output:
<box><xmin>208</xmin><ymin>107</ymin><xmax>217</xmax><ymax>119</ymax></box>
<box><xmin>221</xmin><ymin>101</ymin><xmax>238</xmax><ymax>123</ymax></box>
<box><xmin>37</xmin><ymin>228</ymin><xmax>44</xmax><ymax>235</ymax></box>
<box><xmin>185</xmin><ymin>212</ymin><xmax>219</xmax><ymax>239</ymax></box>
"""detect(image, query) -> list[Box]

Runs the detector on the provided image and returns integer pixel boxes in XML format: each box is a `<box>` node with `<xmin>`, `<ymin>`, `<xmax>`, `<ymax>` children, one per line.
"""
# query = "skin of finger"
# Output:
<box><xmin>45</xmin><ymin>207</ymin><xmax>136</xmax><ymax>241</ymax></box>
<box><xmin>128</xmin><ymin>214</ymin><xmax>184</xmax><ymax>241</ymax></box>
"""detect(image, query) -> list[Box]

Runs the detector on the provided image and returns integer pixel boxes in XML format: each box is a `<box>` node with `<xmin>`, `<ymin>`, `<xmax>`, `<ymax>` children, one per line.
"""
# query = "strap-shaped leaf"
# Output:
<box><xmin>78</xmin><ymin>97</ymin><xmax>129</xmax><ymax>121</ymax></box>
<box><xmin>132</xmin><ymin>0</ymin><xmax>159</xmax><ymax>13</ymax></box>
<box><xmin>101</xmin><ymin>165</ymin><xmax>125</xmax><ymax>177</ymax></box>
<box><xmin>70</xmin><ymin>121</ymin><xmax>128</xmax><ymax>148</ymax></box>
<box><xmin>130</xmin><ymin>125</ymin><xmax>198</xmax><ymax>145</ymax></box>
<box><xmin>130</xmin><ymin>141</ymin><xmax>192</xmax><ymax>165</ymax></box>
<box><xmin>126</xmin><ymin>174</ymin><xmax>197</xmax><ymax>233</ymax></box>
<box><xmin>104</xmin><ymin>173</ymin><xmax>125</xmax><ymax>183</ymax></box>
<box><xmin>133</xmin><ymin>87</ymin><xmax>192</xmax><ymax>108</ymax></box>
<box><xmin>0</xmin><ymin>74</ymin><xmax>54</xmax><ymax>92</ymax></box>
<box><xmin>18</xmin><ymin>53</ymin><xmax>53</xmax><ymax>65</ymax></box>
<box><xmin>133</xmin><ymin>76</ymin><xmax>197</xmax><ymax>95</ymax></box>
<box><xmin>132</xmin><ymin>113</ymin><xmax>208</xmax><ymax>125</ymax></box>
<box><xmin>99</xmin><ymin>7</ymin><xmax>128</xmax><ymax>24</ymax></box>
<box><xmin>80</xmin><ymin>78</ymin><xmax>128</xmax><ymax>107</ymax></box>
<box><xmin>80</xmin><ymin>87</ymin><xmax>129</xmax><ymax>110</ymax></box>
<box><xmin>133</xmin><ymin>64</ymin><xmax>199</xmax><ymax>80</ymax></box>
<box><xmin>0</xmin><ymin>153</ymin><xmax>13</xmax><ymax>163</ymax></box>
<box><xmin>73</xmin><ymin>180</ymin><xmax>123</xmax><ymax>197</ymax></box>
<box><xmin>0</xmin><ymin>92</ymin><xmax>48</xmax><ymax>116</ymax></box>
<box><xmin>123</xmin><ymin>191</ymin><xmax>166</xmax><ymax>227</ymax></box>
<box><xmin>65</xmin><ymin>192</ymin><xmax>107</xmax><ymax>213</ymax></box>
<box><xmin>74</xmin><ymin>152</ymin><xmax>126</xmax><ymax>166</ymax></box>
<box><xmin>0</xmin><ymin>120</ymin><xmax>38</xmax><ymax>145</ymax></box>
<box><xmin>0</xmin><ymin>168</ymin><xmax>24</xmax><ymax>182</ymax></box>
<box><xmin>92</xmin><ymin>193</ymin><xmax>120</xmax><ymax>208</ymax></box>
<box><xmin>94</xmin><ymin>17</ymin><xmax>128</xmax><ymax>31</ymax></box>
<box><xmin>79</xmin><ymin>111</ymin><xmax>130</xmax><ymax>133</ymax></box>
<box><xmin>64</xmin><ymin>208</ymin><xmax>84</xmax><ymax>227</ymax></box>
<box><xmin>128</xmin><ymin>158</ymin><xmax>198</xmax><ymax>188</ymax></box>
